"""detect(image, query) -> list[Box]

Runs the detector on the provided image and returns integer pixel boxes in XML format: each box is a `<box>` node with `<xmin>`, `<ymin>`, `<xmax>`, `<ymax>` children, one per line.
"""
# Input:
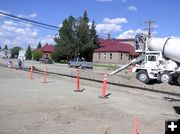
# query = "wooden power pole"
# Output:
<box><xmin>145</xmin><ymin>20</ymin><xmax>155</xmax><ymax>36</ymax></box>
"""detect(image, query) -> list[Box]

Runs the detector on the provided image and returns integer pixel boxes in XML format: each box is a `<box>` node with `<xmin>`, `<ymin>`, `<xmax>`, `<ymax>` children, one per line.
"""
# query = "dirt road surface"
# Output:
<box><xmin>0</xmin><ymin>66</ymin><xmax>179</xmax><ymax>134</ymax></box>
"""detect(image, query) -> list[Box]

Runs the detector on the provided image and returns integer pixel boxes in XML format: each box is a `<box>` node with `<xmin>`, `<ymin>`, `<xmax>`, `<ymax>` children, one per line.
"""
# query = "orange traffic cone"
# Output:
<box><xmin>98</xmin><ymin>73</ymin><xmax>109</xmax><ymax>99</ymax></box>
<box><xmin>134</xmin><ymin>114</ymin><xmax>139</xmax><ymax>134</ymax></box>
<box><xmin>29</xmin><ymin>64</ymin><xmax>33</xmax><ymax>79</ymax></box>
<box><xmin>74</xmin><ymin>68</ymin><xmax>83</xmax><ymax>92</ymax></box>
<box><xmin>43</xmin><ymin>64</ymin><xmax>47</xmax><ymax>83</ymax></box>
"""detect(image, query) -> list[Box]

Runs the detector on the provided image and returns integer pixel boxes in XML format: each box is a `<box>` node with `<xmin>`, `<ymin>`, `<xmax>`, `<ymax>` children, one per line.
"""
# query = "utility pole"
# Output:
<box><xmin>145</xmin><ymin>20</ymin><xmax>155</xmax><ymax>36</ymax></box>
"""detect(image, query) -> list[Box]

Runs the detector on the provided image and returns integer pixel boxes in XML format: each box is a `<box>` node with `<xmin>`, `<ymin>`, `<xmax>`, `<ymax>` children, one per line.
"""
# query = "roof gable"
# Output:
<box><xmin>40</xmin><ymin>44</ymin><xmax>54</xmax><ymax>53</ymax></box>
<box><xmin>94</xmin><ymin>42</ymin><xmax>136</xmax><ymax>55</ymax></box>
<box><xmin>98</xmin><ymin>38</ymin><xmax>135</xmax><ymax>47</ymax></box>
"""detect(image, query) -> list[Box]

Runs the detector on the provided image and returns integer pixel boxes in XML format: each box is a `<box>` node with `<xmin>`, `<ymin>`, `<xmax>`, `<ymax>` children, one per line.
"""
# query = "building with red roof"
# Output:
<box><xmin>93</xmin><ymin>36</ymin><xmax>137</xmax><ymax>65</ymax></box>
<box><xmin>39</xmin><ymin>44</ymin><xmax>55</xmax><ymax>59</ymax></box>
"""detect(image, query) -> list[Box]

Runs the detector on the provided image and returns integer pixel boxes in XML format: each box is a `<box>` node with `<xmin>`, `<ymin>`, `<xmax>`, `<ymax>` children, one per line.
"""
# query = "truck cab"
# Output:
<box><xmin>135</xmin><ymin>51</ymin><xmax>180</xmax><ymax>84</ymax></box>
<box><xmin>135</xmin><ymin>51</ymin><xmax>163</xmax><ymax>83</ymax></box>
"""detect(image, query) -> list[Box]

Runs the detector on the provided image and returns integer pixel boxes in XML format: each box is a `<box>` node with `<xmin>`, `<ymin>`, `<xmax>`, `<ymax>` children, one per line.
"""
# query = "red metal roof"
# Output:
<box><xmin>40</xmin><ymin>44</ymin><xmax>55</xmax><ymax>53</ymax></box>
<box><xmin>94</xmin><ymin>42</ymin><xmax>136</xmax><ymax>55</ymax></box>
<box><xmin>98</xmin><ymin>38</ymin><xmax>135</xmax><ymax>47</ymax></box>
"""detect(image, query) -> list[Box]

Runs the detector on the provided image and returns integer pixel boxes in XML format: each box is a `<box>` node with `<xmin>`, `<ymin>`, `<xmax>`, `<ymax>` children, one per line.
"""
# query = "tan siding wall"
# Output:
<box><xmin>42</xmin><ymin>52</ymin><xmax>52</xmax><ymax>58</ymax></box>
<box><xmin>93</xmin><ymin>52</ymin><xmax>131</xmax><ymax>64</ymax></box>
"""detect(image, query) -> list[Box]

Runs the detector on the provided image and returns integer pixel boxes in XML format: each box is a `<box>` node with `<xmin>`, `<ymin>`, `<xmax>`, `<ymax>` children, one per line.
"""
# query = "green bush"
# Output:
<box><xmin>32</xmin><ymin>51</ymin><xmax>43</xmax><ymax>61</ymax></box>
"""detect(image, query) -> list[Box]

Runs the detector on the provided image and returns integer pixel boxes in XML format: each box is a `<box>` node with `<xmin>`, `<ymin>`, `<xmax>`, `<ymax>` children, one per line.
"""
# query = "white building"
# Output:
<box><xmin>0</xmin><ymin>50</ymin><xmax>11</xmax><ymax>58</ymax></box>
<box><xmin>0</xmin><ymin>51</ymin><xmax>6</xmax><ymax>58</ymax></box>
<box><xmin>18</xmin><ymin>50</ymin><xmax>26</xmax><ymax>60</ymax></box>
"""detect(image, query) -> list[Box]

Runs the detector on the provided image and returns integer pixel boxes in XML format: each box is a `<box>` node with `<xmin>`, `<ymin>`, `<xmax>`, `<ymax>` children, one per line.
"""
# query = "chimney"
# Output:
<box><xmin>107</xmin><ymin>33</ymin><xmax>110</xmax><ymax>40</ymax></box>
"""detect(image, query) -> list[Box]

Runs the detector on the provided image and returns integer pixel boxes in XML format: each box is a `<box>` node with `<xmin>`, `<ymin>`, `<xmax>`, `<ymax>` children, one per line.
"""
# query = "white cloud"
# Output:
<box><xmin>0</xmin><ymin>10</ymin><xmax>56</xmax><ymax>48</ymax></box>
<box><xmin>96</xmin><ymin>23</ymin><xmax>122</xmax><ymax>33</ymax></box>
<box><xmin>96</xmin><ymin>17</ymin><xmax>128</xmax><ymax>34</ymax></box>
<box><xmin>0</xmin><ymin>19</ymin><xmax>55</xmax><ymax>49</ymax></box>
<box><xmin>103</xmin><ymin>17</ymin><xmax>128</xmax><ymax>24</ymax></box>
<box><xmin>40</xmin><ymin>35</ymin><xmax>55</xmax><ymax>45</ymax></box>
<box><xmin>121</xmin><ymin>0</ymin><xmax>127</xmax><ymax>2</ymax></box>
<box><xmin>59</xmin><ymin>23</ymin><xmax>63</xmax><ymax>28</ymax></box>
<box><xmin>3</xmin><ymin>20</ymin><xmax>17</xmax><ymax>26</ymax></box>
<box><xmin>97</xmin><ymin>0</ymin><xmax>113</xmax><ymax>2</ymax></box>
<box><xmin>18</xmin><ymin>13</ymin><xmax>37</xmax><ymax>19</ymax></box>
<box><xmin>116</xmin><ymin>29</ymin><xmax>145</xmax><ymax>39</ymax></box>
<box><xmin>28</xmin><ymin>13</ymin><xmax>37</xmax><ymax>18</ymax></box>
<box><xmin>127</xmin><ymin>5</ymin><xmax>137</xmax><ymax>11</ymax></box>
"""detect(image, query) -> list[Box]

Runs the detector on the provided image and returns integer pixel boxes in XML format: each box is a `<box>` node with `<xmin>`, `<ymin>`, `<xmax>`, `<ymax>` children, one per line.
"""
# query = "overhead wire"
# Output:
<box><xmin>0</xmin><ymin>11</ymin><xmax>59</xmax><ymax>31</ymax></box>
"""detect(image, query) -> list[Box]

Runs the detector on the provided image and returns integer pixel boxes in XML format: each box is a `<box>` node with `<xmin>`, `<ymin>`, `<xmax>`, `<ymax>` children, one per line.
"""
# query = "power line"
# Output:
<box><xmin>2</xmin><ymin>15</ymin><xmax>59</xmax><ymax>31</ymax></box>
<box><xmin>0</xmin><ymin>11</ymin><xmax>59</xmax><ymax>30</ymax></box>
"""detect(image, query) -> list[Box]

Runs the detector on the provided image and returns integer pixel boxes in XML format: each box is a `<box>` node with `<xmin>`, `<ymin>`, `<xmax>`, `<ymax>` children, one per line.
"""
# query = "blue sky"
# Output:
<box><xmin>0</xmin><ymin>0</ymin><xmax>180</xmax><ymax>48</ymax></box>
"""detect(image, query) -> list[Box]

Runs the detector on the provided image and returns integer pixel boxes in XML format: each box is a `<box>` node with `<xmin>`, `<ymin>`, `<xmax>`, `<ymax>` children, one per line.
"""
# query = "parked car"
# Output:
<box><xmin>40</xmin><ymin>58</ymin><xmax>53</xmax><ymax>64</ymax></box>
<box><xmin>68</xmin><ymin>57</ymin><xmax>93</xmax><ymax>69</ymax></box>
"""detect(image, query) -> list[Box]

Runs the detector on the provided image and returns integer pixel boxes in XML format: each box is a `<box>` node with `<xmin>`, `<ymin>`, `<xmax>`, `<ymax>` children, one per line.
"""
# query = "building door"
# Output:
<box><xmin>46</xmin><ymin>54</ymin><xmax>48</xmax><ymax>58</ymax></box>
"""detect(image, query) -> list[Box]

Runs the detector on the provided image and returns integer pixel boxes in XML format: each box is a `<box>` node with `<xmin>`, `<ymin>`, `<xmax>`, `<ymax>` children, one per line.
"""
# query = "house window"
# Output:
<box><xmin>104</xmin><ymin>53</ymin><xmax>106</xmax><ymax>59</ymax></box>
<box><xmin>148</xmin><ymin>56</ymin><xmax>156</xmax><ymax>61</ymax></box>
<box><xmin>120</xmin><ymin>53</ymin><xmax>123</xmax><ymax>60</ymax></box>
<box><xmin>110</xmin><ymin>53</ymin><xmax>112</xmax><ymax>59</ymax></box>
<box><xmin>98</xmin><ymin>53</ymin><xmax>101</xmax><ymax>59</ymax></box>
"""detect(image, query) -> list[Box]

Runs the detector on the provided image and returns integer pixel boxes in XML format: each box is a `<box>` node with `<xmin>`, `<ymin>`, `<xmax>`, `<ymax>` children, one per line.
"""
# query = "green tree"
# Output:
<box><xmin>76</xmin><ymin>10</ymin><xmax>92</xmax><ymax>61</ymax></box>
<box><xmin>4</xmin><ymin>44</ymin><xmax>8</xmax><ymax>50</ymax></box>
<box><xmin>90</xmin><ymin>21</ymin><xmax>99</xmax><ymax>49</ymax></box>
<box><xmin>53</xmin><ymin>16</ymin><xmax>77</xmax><ymax>62</ymax></box>
<box><xmin>11</xmin><ymin>46</ymin><xmax>22</xmax><ymax>58</ymax></box>
<box><xmin>37</xmin><ymin>42</ymin><xmax>42</xmax><ymax>49</ymax></box>
<box><xmin>26</xmin><ymin>44</ymin><xmax>32</xmax><ymax>60</ymax></box>
<box><xmin>53</xmin><ymin>10</ymin><xmax>98</xmax><ymax>62</ymax></box>
<box><xmin>87</xmin><ymin>20</ymin><xmax>99</xmax><ymax>61</ymax></box>
<box><xmin>32</xmin><ymin>51</ymin><xmax>42</xmax><ymax>61</ymax></box>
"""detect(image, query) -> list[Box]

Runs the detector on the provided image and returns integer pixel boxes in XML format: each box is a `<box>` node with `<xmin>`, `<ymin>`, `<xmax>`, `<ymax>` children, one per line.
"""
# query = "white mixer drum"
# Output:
<box><xmin>148</xmin><ymin>38</ymin><xmax>180</xmax><ymax>63</ymax></box>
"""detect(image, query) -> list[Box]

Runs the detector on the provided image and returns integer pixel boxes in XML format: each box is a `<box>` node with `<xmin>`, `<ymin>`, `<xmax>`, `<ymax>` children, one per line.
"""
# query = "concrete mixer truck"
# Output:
<box><xmin>109</xmin><ymin>33</ymin><xmax>180</xmax><ymax>85</ymax></box>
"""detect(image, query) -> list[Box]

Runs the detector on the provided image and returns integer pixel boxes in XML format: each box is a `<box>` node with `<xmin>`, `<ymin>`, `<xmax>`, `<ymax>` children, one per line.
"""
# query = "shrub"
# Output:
<box><xmin>32</xmin><ymin>51</ymin><xmax>43</xmax><ymax>61</ymax></box>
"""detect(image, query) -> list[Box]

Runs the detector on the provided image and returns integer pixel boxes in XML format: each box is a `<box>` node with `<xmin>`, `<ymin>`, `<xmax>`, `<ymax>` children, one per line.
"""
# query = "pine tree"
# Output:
<box><xmin>26</xmin><ymin>44</ymin><xmax>32</xmax><ymax>60</ymax></box>
<box><xmin>53</xmin><ymin>10</ymin><xmax>99</xmax><ymax>62</ymax></box>
<box><xmin>37</xmin><ymin>42</ymin><xmax>42</xmax><ymax>48</ymax></box>
<box><xmin>76</xmin><ymin>10</ymin><xmax>90</xmax><ymax>60</ymax></box>
<box><xmin>53</xmin><ymin>16</ymin><xmax>77</xmax><ymax>61</ymax></box>
<box><xmin>90</xmin><ymin>21</ymin><xmax>99</xmax><ymax>49</ymax></box>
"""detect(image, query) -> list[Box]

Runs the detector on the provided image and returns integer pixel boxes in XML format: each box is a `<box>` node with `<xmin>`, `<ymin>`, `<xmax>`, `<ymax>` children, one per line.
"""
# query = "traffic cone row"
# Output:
<box><xmin>28</xmin><ymin>65</ymin><xmax>139</xmax><ymax>133</ymax></box>
<box><xmin>28</xmin><ymin>65</ymin><xmax>109</xmax><ymax>98</ymax></box>
<box><xmin>29</xmin><ymin>64</ymin><xmax>48</xmax><ymax>83</ymax></box>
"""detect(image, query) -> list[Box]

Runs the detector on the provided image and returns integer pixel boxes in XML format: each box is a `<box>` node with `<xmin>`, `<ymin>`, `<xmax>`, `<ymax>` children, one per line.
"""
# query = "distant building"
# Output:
<box><xmin>0</xmin><ymin>51</ymin><xmax>6</xmax><ymax>58</ymax></box>
<box><xmin>18</xmin><ymin>49</ymin><xmax>26</xmax><ymax>60</ymax></box>
<box><xmin>39</xmin><ymin>44</ymin><xmax>55</xmax><ymax>58</ymax></box>
<box><xmin>0</xmin><ymin>49</ymin><xmax>11</xmax><ymax>58</ymax></box>
<box><xmin>93</xmin><ymin>37</ymin><xmax>137</xmax><ymax>65</ymax></box>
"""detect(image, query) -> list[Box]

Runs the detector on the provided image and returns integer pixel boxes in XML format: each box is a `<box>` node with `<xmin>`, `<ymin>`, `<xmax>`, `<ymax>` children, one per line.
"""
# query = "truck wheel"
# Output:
<box><xmin>176</xmin><ymin>75</ymin><xmax>180</xmax><ymax>85</ymax></box>
<box><xmin>160</xmin><ymin>72</ymin><xmax>172</xmax><ymax>84</ymax></box>
<box><xmin>136</xmin><ymin>70</ymin><xmax>150</xmax><ymax>84</ymax></box>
